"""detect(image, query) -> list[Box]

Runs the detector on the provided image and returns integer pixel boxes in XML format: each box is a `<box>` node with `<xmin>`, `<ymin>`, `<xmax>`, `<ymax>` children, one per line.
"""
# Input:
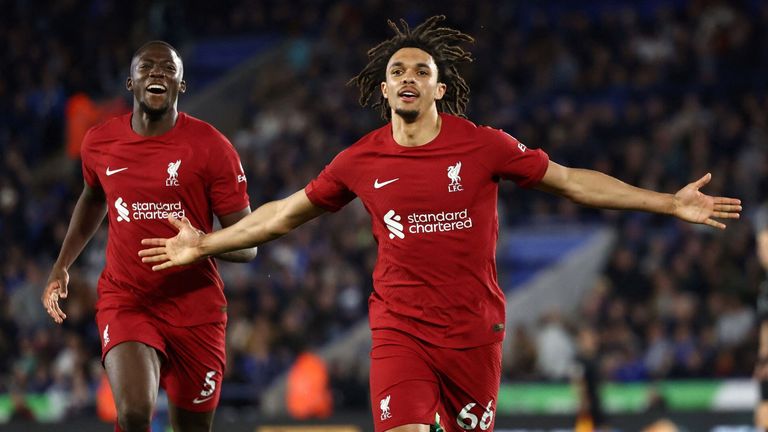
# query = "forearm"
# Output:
<box><xmin>215</xmin><ymin>247</ymin><xmax>258</xmax><ymax>262</ymax></box>
<box><xmin>192</xmin><ymin>190</ymin><xmax>324</xmax><ymax>261</ymax></box>
<box><xmin>55</xmin><ymin>193</ymin><xmax>107</xmax><ymax>270</ymax></box>
<box><xmin>563</xmin><ymin>169</ymin><xmax>675</xmax><ymax>214</ymax></box>
<box><xmin>199</xmin><ymin>200</ymin><xmax>290</xmax><ymax>258</ymax></box>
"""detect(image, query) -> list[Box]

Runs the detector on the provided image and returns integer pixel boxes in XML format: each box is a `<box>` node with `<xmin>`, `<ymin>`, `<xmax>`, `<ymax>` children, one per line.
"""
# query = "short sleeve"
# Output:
<box><xmin>305</xmin><ymin>154</ymin><xmax>356</xmax><ymax>212</ymax></box>
<box><xmin>206</xmin><ymin>135</ymin><xmax>250</xmax><ymax>217</ymax></box>
<box><xmin>480</xmin><ymin>127</ymin><xmax>549</xmax><ymax>188</ymax></box>
<box><xmin>80</xmin><ymin>128</ymin><xmax>101</xmax><ymax>188</ymax></box>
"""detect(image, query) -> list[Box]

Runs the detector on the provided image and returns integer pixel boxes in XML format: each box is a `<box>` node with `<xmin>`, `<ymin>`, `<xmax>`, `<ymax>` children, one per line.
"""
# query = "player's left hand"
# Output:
<box><xmin>139</xmin><ymin>216</ymin><xmax>205</xmax><ymax>270</ymax></box>
<box><xmin>672</xmin><ymin>173</ymin><xmax>741</xmax><ymax>229</ymax></box>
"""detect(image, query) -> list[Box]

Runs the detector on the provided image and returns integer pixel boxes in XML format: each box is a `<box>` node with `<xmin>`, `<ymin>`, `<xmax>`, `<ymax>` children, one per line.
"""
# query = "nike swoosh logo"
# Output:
<box><xmin>374</xmin><ymin>178</ymin><xmax>400</xmax><ymax>189</ymax></box>
<box><xmin>106</xmin><ymin>167</ymin><xmax>128</xmax><ymax>176</ymax></box>
<box><xmin>192</xmin><ymin>395</ymin><xmax>214</xmax><ymax>404</ymax></box>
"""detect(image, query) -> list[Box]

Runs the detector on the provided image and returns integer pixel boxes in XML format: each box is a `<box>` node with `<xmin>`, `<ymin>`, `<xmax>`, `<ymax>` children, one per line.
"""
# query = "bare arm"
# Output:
<box><xmin>140</xmin><ymin>189</ymin><xmax>326</xmax><ymax>270</ymax></box>
<box><xmin>214</xmin><ymin>207</ymin><xmax>258</xmax><ymax>262</ymax></box>
<box><xmin>43</xmin><ymin>182</ymin><xmax>107</xmax><ymax>323</ymax></box>
<box><xmin>757</xmin><ymin>228</ymin><xmax>768</xmax><ymax>271</ymax></box>
<box><xmin>756</xmin><ymin>226</ymin><xmax>768</xmax><ymax>372</ymax></box>
<box><xmin>756</xmin><ymin>318</ymin><xmax>768</xmax><ymax>380</ymax></box>
<box><xmin>535</xmin><ymin>161</ymin><xmax>741</xmax><ymax>229</ymax></box>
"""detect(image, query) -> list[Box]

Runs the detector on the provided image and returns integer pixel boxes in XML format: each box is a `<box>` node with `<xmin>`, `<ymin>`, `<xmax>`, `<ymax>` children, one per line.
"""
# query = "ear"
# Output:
<box><xmin>434</xmin><ymin>82</ymin><xmax>447</xmax><ymax>101</ymax></box>
<box><xmin>180</xmin><ymin>80</ymin><xmax>187</xmax><ymax>94</ymax></box>
<box><xmin>126</xmin><ymin>77</ymin><xmax>133</xmax><ymax>92</ymax></box>
<box><xmin>380</xmin><ymin>81</ymin><xmax>387</xmax><ymax>99</ymax></box>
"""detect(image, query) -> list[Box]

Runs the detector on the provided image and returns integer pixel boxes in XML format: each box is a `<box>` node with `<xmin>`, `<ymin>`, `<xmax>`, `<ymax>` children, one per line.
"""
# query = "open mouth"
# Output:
<box><xmin>398</xmin><ymin>89</ymin><xmax>419</xmax><ymax>102</ymax></box>
<box><xmin>146</xmin><ymin>84</ymin><xmax>168</xmax><ymax>95</ymax></box>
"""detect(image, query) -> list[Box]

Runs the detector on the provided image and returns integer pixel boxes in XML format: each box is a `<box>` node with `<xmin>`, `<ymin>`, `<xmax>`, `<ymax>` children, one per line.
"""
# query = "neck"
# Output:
<box><xmin>390</xmin><ymin>106</ymin><xmax>442</xmax><ymax>147</ymax></box>
<box><xmin>131</xmin><ymin>105</ymin><xmax>179</xmax><ymax>137</ymax></box>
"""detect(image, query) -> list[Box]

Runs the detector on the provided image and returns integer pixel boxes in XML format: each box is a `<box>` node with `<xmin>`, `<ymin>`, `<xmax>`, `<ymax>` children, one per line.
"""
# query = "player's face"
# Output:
<box><xmin>127</xmin><ymin>44</ymin><xmax>186</xmax><ymax>118</ymax></box>
<box><xmin>381</xmin><ymin>47</ymin><xmax>446</xmax><ymax>123</ymax></box>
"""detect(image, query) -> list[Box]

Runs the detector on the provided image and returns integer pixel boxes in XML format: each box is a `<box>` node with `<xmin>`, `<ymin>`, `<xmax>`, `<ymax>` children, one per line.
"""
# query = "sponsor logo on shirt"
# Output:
<box><xmin>238</xmin><ymin>162</ymin><xmax>247</xmax><ymax>183</ymax></box>
<box><xmin>447</xmin><ymin>161</ymin><xmax>463</xmax><ymax>192</ymax></box>
<box><xmin>166</xmin><ymin>160</ymin><xmax>181</xmax><ymax>186</ymax></box>
<box><xmin>115</xmin><ymin>198</ymin><xmax>130</xmax><ymax>222</ymax></box>
<box><xmin>374</xmin><ymin>177</ymin><xmax>400</xmax><ymax>189</ymax></box>
<box><xmin>192</xmin><ymin>370</ymin><xmax>217</xmax><ymax>404</ymax></box>
<box><xmin>383</xmin><ymin>208</ymin><xmax>473</xmax><ymax>239</ymax></box>
<box><xmin>113</xmin><ymin>197</ymin><xmax>186</xmax><ymax>222</ymax></box>
<box><xmin>106</xmin><ymin>166</ymin><xmax>128</xmax><ymax>176</ymax></box>
<box><xmin>380</xmin><ymin>394</ymin><xmax>392</xmax><ymax>421</ymax></box>
<box><xmin>383</xmin><ymin>210</ymin><xmax>404</xmax><ymax>239</ymax></box>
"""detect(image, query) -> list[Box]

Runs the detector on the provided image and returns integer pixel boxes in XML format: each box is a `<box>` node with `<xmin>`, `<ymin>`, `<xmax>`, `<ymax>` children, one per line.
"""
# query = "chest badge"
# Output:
<box><xmin>447</xmin><ymin>161</ymin><xmax>463</xmax><ymax>192</ymax></box>
<box><xmin>166</xmin><ymin>160</ymin><xmax>181</xmax><ymax>186</ymax></box>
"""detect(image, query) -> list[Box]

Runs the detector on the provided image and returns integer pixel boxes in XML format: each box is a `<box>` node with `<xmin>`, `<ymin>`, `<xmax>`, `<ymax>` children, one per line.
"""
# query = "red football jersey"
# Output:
<box><xmin>81</xmin><ymin>112</ymin><xmax>249</xmax><ymax>326</ymax></box>
<box><xmin>306</xmin><ymin>114</ymin><xmax>549</xmax><ymax>348</ymax></box>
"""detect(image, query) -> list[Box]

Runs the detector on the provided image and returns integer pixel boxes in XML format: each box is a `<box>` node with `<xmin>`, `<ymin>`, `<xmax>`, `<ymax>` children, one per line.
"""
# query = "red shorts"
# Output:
<box><xmin>369</xmin><ymin>329</ymin><xmax>501</xmax><ymax>432</ymax></box>
<box><xmin>95</xmin><ymin>305</ymin><xmax>226</xmax><ymax>412</ymax></box>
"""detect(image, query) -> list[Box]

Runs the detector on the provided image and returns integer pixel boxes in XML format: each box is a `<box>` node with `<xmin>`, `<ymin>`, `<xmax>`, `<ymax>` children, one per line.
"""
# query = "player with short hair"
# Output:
<box><xmin>138</xmin><ymin>17</ymin><xmax>741</xmax><ymax>432</ymax></box>
<box><xmin>42</xmin><ymin>41</ymin><xmax>257</xmax><ymax>432</ymax></box>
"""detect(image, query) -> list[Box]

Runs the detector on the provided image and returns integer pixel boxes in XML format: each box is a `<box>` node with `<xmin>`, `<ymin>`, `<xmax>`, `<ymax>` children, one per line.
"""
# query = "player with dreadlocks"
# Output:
<box><xmin>138</xmin><ymin>16</ymin><xmax>740</xmax><ymax>432</ymax></box>
<box><xmin>350</xmin><ymin>15</ymin><xmax>473</xmax><ymax>121</ymax></box>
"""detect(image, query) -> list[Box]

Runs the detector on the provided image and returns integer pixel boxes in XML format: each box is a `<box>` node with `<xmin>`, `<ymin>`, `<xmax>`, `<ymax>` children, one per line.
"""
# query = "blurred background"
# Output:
<box><xmin>1</xmin><ymin>0</ymin><xmax>767</xmax><ymax>431</ymax></box>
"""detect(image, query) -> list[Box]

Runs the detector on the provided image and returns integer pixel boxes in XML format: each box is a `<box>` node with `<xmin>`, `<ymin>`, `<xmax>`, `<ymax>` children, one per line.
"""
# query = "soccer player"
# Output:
<box><xmin>138</xmin><ymin>17</ymin><xmax>741</xmax><ymax>432</ymax></box>
<box><xmin>754</xmin><ymin>204</ymin><xmax>768</xmax><ymax>431</ymax></box>
<box><xmin>41</xmin><ymin>41</ymin><xmax>256</xmax><ymax>432</ymax></box>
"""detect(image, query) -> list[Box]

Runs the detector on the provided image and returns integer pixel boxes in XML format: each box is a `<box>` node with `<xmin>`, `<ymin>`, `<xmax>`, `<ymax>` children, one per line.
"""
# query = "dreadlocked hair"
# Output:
<box><xmin>348</xmin><ymin>15</ymin><xmax>474</xmax><ymax>120</ymax></box>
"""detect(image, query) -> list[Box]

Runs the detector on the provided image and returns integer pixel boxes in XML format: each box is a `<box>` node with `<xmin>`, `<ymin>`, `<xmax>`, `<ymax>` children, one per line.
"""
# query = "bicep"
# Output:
<box><xmin>81</xmin><ymin>181</ymin><xmax>106</xmax><ymax>203</ymax></box>
<box><xmin>533</xmin><ymin>160</ymin><xmax>572</xmax><ymax>196</ymax></box>
<box><xmin>278</xmin><ymin>189</ymin><xmax>327</xmax><ymax>228</ymax></box>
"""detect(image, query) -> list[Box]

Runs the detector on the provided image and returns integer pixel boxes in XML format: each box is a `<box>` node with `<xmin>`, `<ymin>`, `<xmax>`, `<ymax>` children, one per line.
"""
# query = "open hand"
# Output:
<box><xmin>139</xmin><ymin>216</ymin><xmax>205</xmax><ymax>271</ymax></box>
<box><xmin>673</xmin><ymin>173</ymin><xmax>741</xmax><ymax>229</ymax></box>
<box><xmin>42</xmin><ymin>267</ymin><xmax>69</xmax><ymax>324</ymax></box>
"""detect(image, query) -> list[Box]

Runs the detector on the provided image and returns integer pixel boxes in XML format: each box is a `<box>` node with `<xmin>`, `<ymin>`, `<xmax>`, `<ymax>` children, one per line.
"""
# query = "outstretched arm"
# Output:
<box><xmin>757</xmin><ymin>224</ymin><xmax>768</xmax><ymax>271</ymax></box>
<box><xmin>535</xmin><ymin>161</ymin><xmax>741</xmax><ymax>228</ymax></box>
<box><xmin>140</xmin><ymin>189</ymin><xmax>326</xmax><ymax>270</ymax></box>
<box><xmin>214</xmin><ymin>207</ymin><xmax>258</xmax><ymax>262</ymax></box>
<box><xmin>43</xmin><ymin>182</ymin><xmax>107</xmax><ymax>323</ymax></box>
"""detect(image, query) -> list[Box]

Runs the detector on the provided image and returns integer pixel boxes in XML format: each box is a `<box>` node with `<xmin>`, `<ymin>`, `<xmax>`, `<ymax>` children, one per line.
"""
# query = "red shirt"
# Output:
<box><xmin>81</xmin><ymin>112</ymin><xmax>249</xmax><ymax>326</ymax></box>
<box><xmin>306</xmin><ymin>114</ymin><xmax>549</xmax><ymax>348</ymax></box>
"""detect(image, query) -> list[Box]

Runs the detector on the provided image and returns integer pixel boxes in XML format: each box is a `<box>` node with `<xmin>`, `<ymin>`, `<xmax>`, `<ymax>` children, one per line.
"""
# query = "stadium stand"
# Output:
<box><xmin>1</xmin><ymin>0</ymin><xmax>766</xmax><ymax>424</ymax></box>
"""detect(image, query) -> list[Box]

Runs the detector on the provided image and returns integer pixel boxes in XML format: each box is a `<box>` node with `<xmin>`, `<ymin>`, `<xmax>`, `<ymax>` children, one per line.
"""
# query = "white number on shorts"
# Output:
<box><xmin>479</xmin><ymin>400</ymin><xmax>494</xmax><ymax>430</ymax></box>
<box><xmin>456</xmin><ymin>400</ymin><xmax>495</xmax><ymax>431</ymax></box>
<box><xmin>457</xmin><ymin>403</ymin><xmax>478</xmax><ymax>430</ymax></box>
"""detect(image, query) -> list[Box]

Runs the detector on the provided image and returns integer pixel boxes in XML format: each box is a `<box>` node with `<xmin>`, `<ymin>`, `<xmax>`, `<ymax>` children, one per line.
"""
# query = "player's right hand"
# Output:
<box><xmin>139</xmin><ymin>216</ymin><xmax>204</xmax><ymax>271</ymax></box>
<box><xmin>42</xmin><ymin>267</ymin><xmax>69</xmax><ymax>324</ymax></box>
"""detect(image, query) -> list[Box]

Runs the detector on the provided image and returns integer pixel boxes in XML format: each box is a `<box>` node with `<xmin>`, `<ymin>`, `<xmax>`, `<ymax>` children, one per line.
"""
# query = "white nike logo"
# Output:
<box><xmin>192</xmin><ymin>395</ymin><xmax>214</xmax><ymax>404</ymax></box>
<box><xmin>374</xmin><ymin>178</ymin><xmax>400</xmax><ymax>189</ymax></box>
<box><xmin>106</xmin><ymin>167</ymin><xmax>128</xmax><ymax>176</ymax></box>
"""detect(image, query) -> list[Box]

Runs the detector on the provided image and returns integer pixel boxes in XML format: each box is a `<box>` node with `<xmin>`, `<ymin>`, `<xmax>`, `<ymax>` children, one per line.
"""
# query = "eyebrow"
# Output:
<box><xmin>389</xmin><ymin>62</ymin><xmax>432</xmax><ymax>69</ymax></box>
<box><xmin>136</xmin><ymin>59</ymin><xmax>178</xmax><ymax>67</ymax></box>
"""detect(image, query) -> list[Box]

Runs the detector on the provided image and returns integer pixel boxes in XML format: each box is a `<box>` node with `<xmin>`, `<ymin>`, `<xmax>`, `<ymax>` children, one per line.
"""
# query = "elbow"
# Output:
<box><xmin>568</xmin><ymin>190</ymin><xmax>589</xmax><ymax>206</ymax></box>
<box><xmin>266</xmin><ymin>219</ymin><xmax>294</xmax><ymax>239</ymax></box>
<box><xmin>562</xmin><ymin>185</ymin><xmax>586</xmax><ymax>205</ymax></box>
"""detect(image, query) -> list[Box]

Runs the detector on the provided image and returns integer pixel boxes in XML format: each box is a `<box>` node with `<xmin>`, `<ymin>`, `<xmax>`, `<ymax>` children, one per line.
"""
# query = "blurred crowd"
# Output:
<box><xmin>1</xmin><ymin>0</ymin><xmax>768</xmax><ymax>420</ymax></box>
